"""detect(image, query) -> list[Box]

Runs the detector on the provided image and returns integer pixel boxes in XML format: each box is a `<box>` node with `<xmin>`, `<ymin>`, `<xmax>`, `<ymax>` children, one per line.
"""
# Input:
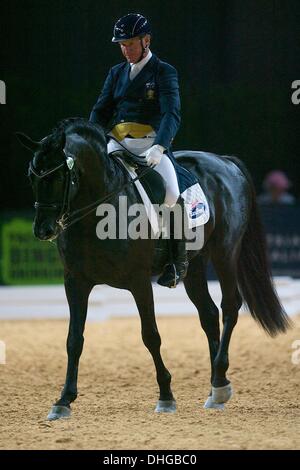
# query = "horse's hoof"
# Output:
<box><xmin>203</xmin><ymin>396</ymin><xmax>225</xmax><ymax>410</ymax></box>
<box><xmin>47</xmin><ymin>405</ymin><xmax>71</xmax><ymax>421</ymax></box>
<box><xmin>212</xmin><ymin>383</ymin><xmax>233</xmax><ymax>404</ymax></box>
<box><xmin>155</xmin><ymin>400</ymin><xmax>177</xmax><ymax>413</ymax></box>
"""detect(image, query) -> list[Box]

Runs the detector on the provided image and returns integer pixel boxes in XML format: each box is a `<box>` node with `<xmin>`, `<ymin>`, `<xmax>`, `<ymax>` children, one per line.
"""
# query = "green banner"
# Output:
<box><xmin>1</xmin><ymin>218</ymin><xmax>63</xmax><ymax>285</ymax></box>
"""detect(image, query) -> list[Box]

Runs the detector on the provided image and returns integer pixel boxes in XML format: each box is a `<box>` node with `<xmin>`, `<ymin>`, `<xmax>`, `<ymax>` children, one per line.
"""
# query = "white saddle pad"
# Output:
<box><xmin>181</xmin><ymin>183</ymin><xmax>210</xmax><ymax>228</ymax></box>
<box><xmin>115</xmin><ymin>158</ymin><xmax>210</xmax><ymax>242</ymax></box>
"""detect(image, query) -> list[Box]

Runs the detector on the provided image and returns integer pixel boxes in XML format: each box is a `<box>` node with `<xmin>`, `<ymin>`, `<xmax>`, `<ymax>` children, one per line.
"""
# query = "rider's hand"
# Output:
<box><xmin>143</xmin><ymin>144</ymin><xmax>165</xmax><ymax>168</ymax></box>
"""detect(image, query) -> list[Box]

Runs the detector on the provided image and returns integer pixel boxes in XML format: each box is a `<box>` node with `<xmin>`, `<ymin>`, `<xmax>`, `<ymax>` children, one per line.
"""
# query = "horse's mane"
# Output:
<box><xmin>41</xmin><ymin>117</ymin><xmax>107</xmax><ymax>156</ymax></box>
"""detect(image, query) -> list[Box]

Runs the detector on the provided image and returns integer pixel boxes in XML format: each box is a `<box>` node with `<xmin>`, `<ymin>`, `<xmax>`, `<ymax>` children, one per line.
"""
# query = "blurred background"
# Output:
<box><xmin>0</xmin><ymin>0</ymin><xmax>300</xmax><ymax>305</ymax></box>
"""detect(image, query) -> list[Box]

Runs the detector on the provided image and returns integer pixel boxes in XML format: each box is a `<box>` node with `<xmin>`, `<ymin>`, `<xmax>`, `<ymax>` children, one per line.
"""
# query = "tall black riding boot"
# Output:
<box><xmin>157</xmin><ymin>196</ymin><xmax>189</xmax><ymax>288</ymax></box>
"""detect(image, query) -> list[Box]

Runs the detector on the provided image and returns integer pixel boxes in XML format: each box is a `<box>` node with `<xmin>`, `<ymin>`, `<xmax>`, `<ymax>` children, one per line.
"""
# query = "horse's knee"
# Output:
<box><xmin>220</xmin><ymin>297</ymin><xmax>240</xmax><ymax>326</ymax></box>
<box><xmin>221</xmin><ymin>291</ymin><xmax>242</xmax><ymax>314</ymax></box>
<box><xmin>224</xmin><ymin>313</ymin><xmax>238</xmax><ymax>328</ymax></box>
<box><xmin>199</xmin><ymin>305</ymin><xmax>220</xmax><ymax>335</ymax></box>
<box><xmin>67</xmin><ymin>334</ymin><xmax>84</xmax><ymax>357</ymax></box>
<box><xmin>142</xmin><ymin>328</ymin><xmax>161</xmax><ymax>350</ymax></box>
<box><xmin>221</xmin><ymin>310</ymin><xmax>239</xmax><ymax>329</ymax></box>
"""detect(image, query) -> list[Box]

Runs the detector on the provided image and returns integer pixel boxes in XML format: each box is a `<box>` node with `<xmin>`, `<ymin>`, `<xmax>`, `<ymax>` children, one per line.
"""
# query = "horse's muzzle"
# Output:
<box><xmin>33</xmin><ymin>219</ymin><xmax>59</xmax><ymax>241</ymax></box>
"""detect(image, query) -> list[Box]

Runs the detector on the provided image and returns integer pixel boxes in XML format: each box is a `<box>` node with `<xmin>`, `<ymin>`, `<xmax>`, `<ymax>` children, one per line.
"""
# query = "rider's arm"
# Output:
<box><xmin>89</xmin><ymin>68</ymin><xmax>115</xmax><ymax>128</ymax></box>
<box><xmin>154</xmin><ymin>63</ymin><xmax>181</xmax><ymax>150</ymax></box>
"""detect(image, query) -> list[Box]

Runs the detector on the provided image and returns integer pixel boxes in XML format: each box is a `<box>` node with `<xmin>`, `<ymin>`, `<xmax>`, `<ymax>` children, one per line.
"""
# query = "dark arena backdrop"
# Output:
<box><xmin>0</xmin><ymin>0</ymin><xmax>300</xmax><ymax>452</ymax></box>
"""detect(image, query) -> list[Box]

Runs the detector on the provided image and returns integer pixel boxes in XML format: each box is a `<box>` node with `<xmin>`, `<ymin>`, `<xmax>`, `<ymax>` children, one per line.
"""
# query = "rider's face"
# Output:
<box><xmin>119</xmin><ymin>36</ymin><xmax>149</xmax><ymax>63</ymax></box>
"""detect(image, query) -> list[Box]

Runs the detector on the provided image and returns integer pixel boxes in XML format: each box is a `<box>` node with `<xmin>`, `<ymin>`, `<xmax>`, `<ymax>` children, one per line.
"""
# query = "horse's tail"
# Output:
<box><xmin>225</xmin><ymin>156</ymin><xmax>292</xmax><ymax>337</ymax></box>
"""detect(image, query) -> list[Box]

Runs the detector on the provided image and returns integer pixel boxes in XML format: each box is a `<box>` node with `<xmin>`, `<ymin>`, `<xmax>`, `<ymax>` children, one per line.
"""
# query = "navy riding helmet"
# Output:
<box><xmin>112</xmin><ymin>13</ymin><xmax>152</xmax><ymax>42</ymax></box>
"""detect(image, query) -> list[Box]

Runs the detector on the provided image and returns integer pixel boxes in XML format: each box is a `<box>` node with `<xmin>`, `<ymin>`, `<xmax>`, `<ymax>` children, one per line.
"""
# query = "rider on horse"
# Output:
<box><xmin>89</xmin><ymin>13</ymin><xmax>188</xmax><ymax>288</ymax></box>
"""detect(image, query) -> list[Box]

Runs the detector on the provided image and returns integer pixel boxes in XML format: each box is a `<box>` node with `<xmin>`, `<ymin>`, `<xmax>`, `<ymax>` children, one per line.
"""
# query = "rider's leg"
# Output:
<box><xmin>107</xmin><ymin>140</ymin><xmax>188</xmax><ymax>287</ymax></box>
<box><xmin>153</xmin><ymin>154</ymin><xmax>180</xmax><ymax>207</ymax></box>
<box><xmin>154</xmin><ymin>155</ymin><xmax>189</xmax><ymax>288</ymax></box>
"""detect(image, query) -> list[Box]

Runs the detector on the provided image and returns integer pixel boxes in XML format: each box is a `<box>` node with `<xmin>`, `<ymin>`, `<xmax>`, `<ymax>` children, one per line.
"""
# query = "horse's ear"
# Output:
<box><xmin>15</xmin><ymin>132</ymin><xmax>41</xmax><ymax>152</ymax></box>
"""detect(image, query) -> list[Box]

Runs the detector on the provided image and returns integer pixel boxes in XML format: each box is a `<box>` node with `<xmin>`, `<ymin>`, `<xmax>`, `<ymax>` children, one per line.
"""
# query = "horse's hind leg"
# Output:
<box><xmin>210</xmin><ymin>250</ymin><xmax>242</xmax><ymax>405</ymax></box>
<box><xmin>47</xmin><ymin>275</ymin><xmax>93</xmax><ymax>420</ymax></box>
<box><xmin>131</xmin><ymin>277</ymin><xmax>176</xmax><ymax>413</ymax></box>
<box><xmin>183</xmin><ymin>255</ymin><xmax>223</xmax><ymax>408</ymax></box>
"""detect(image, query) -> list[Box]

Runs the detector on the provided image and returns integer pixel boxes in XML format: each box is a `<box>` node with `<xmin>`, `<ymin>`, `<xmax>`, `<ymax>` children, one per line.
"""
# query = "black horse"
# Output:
<box><xmin>17</xmin><ymin>118</ymin><xmax>290</xmax><ymax>420</ymax></box>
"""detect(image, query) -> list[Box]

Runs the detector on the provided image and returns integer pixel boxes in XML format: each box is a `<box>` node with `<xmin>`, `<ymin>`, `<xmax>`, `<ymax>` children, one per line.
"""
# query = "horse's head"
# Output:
<box><xmin>16</xmin><ymin>130</ymin><xmax>77</xmax><ymax>241</ymax></box>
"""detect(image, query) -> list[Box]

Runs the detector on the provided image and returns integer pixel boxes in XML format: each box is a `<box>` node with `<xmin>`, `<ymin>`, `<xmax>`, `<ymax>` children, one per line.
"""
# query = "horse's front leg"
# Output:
<box><xmin>47</xmin><ymin>275</ymin><xmax>93</xmax><ymax>420</ymax></box>
<box><xmin>130</xmin><ymin>277</ymin><xmax>176</xmax><ymax>413</ymax></box>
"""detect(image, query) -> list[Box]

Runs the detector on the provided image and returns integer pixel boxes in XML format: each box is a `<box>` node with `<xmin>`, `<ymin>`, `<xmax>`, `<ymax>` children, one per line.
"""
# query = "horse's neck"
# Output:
<box><xmin>67</xmin><ymin>131</ymin><xmax>131</xmax><ymax>209</ymax></box>
<box><xmin>98</xmin><ymin>151</ymin><xmax>131</xmax><ymax>193</ymax></box>
<box><xmin>78</xmin><ymin>147</ymin><xmax>130</xmax><ymax>206</ymax></box>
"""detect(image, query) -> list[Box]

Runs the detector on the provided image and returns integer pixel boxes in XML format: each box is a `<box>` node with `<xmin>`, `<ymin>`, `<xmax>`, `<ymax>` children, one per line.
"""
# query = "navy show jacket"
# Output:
<box><xmin>89</xmin><ymin>54</ymin><xmax>181</xmax><ymax>150</ymax></box>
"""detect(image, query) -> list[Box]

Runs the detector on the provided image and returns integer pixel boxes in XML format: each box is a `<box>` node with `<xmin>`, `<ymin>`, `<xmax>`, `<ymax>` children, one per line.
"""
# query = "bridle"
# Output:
<box><xmin>28</xmin><ymin>151</ymin><xmax>75</xmax><ymax>228</ymax></box>
<box><xmin>29</xmin><ymin>147</ymin><xmax>153</xmax><ymax>232</ymax></box>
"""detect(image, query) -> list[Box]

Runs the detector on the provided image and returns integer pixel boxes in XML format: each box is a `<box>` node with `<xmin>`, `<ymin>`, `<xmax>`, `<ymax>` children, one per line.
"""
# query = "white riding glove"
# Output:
<box><xmin>142</xmin><ymin>144</ymin><xmax>165</xmax><ymax>168</ymax></box>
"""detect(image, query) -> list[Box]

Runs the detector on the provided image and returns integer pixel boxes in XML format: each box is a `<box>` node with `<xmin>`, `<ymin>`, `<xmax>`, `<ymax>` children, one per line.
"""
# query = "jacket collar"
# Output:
<box><xmin>121</xmin><ymin>54</ymin><xmax>159</xmax><ymax>95</ymax></box>
<box><xmin>130</xmin><ymin>50</ymin><xmax>153</xmax><ymax>76</ymax></box>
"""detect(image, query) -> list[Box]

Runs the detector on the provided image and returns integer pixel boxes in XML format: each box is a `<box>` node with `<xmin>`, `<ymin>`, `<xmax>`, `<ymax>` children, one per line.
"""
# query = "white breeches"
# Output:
<box><xmin>107</xmin><ymin>137</ymin><xmax>180</xmax><ymax>207</ymax></box>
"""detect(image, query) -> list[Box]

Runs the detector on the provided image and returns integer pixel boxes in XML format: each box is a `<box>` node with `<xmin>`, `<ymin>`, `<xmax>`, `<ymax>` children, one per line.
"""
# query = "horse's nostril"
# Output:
<box><xmin>34</xmin><ymin>224</ymin><xmax>56</xmax><ymax>240</ymax></box>
<box><xmin>44</xmin><ymin>228</ymin><xmax>54</xmax><ymax>238</ymax></box>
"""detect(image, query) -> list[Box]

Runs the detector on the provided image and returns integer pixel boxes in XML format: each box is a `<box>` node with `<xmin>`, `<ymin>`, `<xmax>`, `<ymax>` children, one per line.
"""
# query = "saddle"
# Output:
<box><xmin>135</xmin><ymin>167</ymin><xmax>166</xmax><ymax>205</ymax></box>
<box><xmin>110</xmin><ymin>150</ymin><xmax>166</xmax><ymax>205</ymax></box>
<box><xmin>109</xmin><ymin>148</ymin><xmax>209</xmax><ymax>277</ymax></box>
<box><xmin>110</xmin><ymin>148</ymin><xmax>209</xmax><ymax>229</ymax></box>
